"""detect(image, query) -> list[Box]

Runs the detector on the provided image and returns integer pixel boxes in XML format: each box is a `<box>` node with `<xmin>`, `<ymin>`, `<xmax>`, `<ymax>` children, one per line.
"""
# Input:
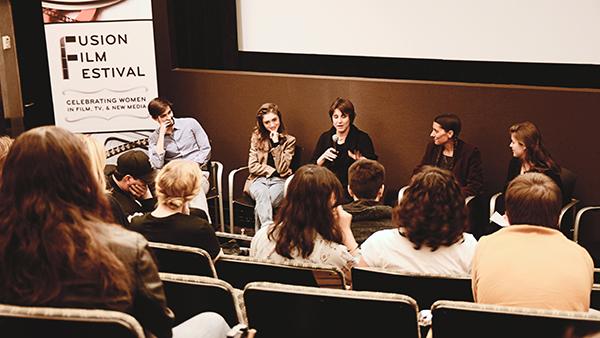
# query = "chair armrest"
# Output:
<box><xmin>574</xmin><ymin>206</ymin><xmax>600</xmax><ymax>242</ymax></box>
<box><xmin>228</xmin><ymin>166</ymin><xmax>249</xmax><ymax>233</ymax></box>
<box><xmin>465</xmin><ymin>196</ymin><xmax>475</xmax><ymax>206</ymax></box>
<box><xmin>489</xmin><ymin>192</ymin><xmax>503</xmax><ymax>220</ymax></box>
<box><xmin>558</xmin><ymin>198</ymin><xmax>579</xmax><ymax>234</ymax></box>
<box><xmin>397</xmin><ymin>185</ymin><xmax>409</xmax><ymax>203</ymax></box>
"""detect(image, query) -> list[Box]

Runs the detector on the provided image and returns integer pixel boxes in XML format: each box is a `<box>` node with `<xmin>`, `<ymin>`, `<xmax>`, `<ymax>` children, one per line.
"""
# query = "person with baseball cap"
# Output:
<box><xmin>107</xmin><ymin>150</ymin><xmax>157</xmax><ymax>217</ymax></box>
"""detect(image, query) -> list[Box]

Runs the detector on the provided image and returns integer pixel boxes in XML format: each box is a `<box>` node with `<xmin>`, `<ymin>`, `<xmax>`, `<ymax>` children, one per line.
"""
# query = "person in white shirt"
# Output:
<box><xmin>359</xmin><ymin>165</ymin><xmax>477</xmax><ymax>276</ymax></box>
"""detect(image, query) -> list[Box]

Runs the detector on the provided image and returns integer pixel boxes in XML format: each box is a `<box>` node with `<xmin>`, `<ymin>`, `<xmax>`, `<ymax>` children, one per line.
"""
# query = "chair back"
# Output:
<box><xmin>574</xmin><ymin>206</ymin><xmax>600</xmax><ymax>267</ymax></box>
<box><xmin>352</xmin><ymin>266</ymin><xmax>472</xmax><ymax>310</ymax></box>
<box><xmin>560</xmin><ymin>167</ymin><xmax>577</xmax><ymax>203</ymax></box>
<box><xmin>431</xmin><ymin>300</ymin><xmax>600</xmax><ymax>338</ymax></box>
<box><xmin>148</xmin><ymin>241</ymin><xmax>217</xmax><ymax>277</ymax></box>
<box><xmin>0</xmin><ymin>303</ymin><xmax>144</xmax><ymax>338</ymax></box>
<box><xmin>244</xmin><ymin>281</ymin><xmax>420</xmax><ymax>338</ymax></box>
<box><xmin>215</xmin><ymin>254</ymin><xmax>345</xmax><ymax>289</ymax></box>
<box><xmin>159</xmin><ymin>273</ymin><xmax>242</xmax><ymax>327</ymax></box>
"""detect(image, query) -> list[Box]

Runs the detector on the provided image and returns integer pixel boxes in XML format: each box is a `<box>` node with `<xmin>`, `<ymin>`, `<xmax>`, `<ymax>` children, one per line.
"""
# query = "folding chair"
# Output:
<box><xmin>574</xmin><ymin>206</ymin><xmax>600</xmax><ymax>266</ymax></box>
<box><xmin>215</xmin><ymin>254</ymin><xmax>346</xmax><ymax>289</ymax></box>
<box><xmin>148</xmin><ymin>241</ymin><xmax>217</xmax><ymax>277</ymax></box>
<box><xmin>244</xmin><ymin>281</ymin><xmax>420</xmax><ymax>338</ymax></box>
<box><xmin>159</xmin><ymin>273</ymin><xmax>242</xmax><ymax>327</ymax></box>
<box><xmin>0</xmin><ymin>303</ymin><xmax>144</xmax><ymax>338</ymax></box>
<box><xmin>228</xmin><ymin>145</ymin><xmax>302</xmax><ymax>234</ymax></box>
<box><xmin>431</xmin><ymin>300</ymin><xmax>600</xmax><ymax>338</ymax></box>
<box><xmin>206</xmin><ymin>160</ymin><xmax>225</xmax><ymax>231</ymax></box>
<box><xmin>352</xmin><ymin>266</ymin><xmax>473</xmax><ymax>310</ymax></box>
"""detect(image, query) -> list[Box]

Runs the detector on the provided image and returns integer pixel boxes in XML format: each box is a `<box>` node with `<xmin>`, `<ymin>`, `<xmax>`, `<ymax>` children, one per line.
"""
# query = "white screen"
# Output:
<box><xmin>237</xmin><ymin>0</ymin><xmax>600</xmax><ymax>65</ymax></box>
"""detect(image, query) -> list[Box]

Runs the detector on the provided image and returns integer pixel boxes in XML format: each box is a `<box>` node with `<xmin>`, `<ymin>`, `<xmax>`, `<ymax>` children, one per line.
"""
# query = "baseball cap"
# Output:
<box><xmin>116</xmin><ymin>150</ymin><xmax>155</xmax><ymax>184</ymax></box>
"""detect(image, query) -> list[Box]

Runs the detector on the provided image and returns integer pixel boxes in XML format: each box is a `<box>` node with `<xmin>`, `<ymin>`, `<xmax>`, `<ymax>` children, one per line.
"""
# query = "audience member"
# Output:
<box><xmin>147</xmin><ymin>97</ymin><xmax>211</xmax><ymax>219</ymax></box>
<box><xmin>251</xmin><ymin>164</ymin><xmax>361</xmax><ymax>280</ymax></box>
<box><xmin>415</xmin><ymin>113</ymin><xmax>483</xmax><ymax>197</ymax></box>
<box><xmin>130</xmin><ymin>159</ymin><xmax>221</xmax><ymax>259</ymax></box>
<box><xmin>360</xmin><ymin>166</ymin><xmax>477</xmax><ymax>275</ymax></box>
<box><xmin>245</xmin><ymin>103</ymin><xmax>296</xmax><ymax>228</ymax></box>
<box><xmin>472</xmin><ymin>172</ymin><xmax>593</xmax><ymax>312</ymax></box>
<box><xmin>0</xmin><ymin>126</ymin><xmax>229</xmax><ymax>338</ymax></box>
<box><xmin>506</xmin><ymin>121</ymin><xmax>565</xmax><ymax>202</ymax></box>
<box><xmin>78</xmin><ymin>134</ymin><xmax>129</xmax><ymax>227</ymax></box>
<box><xmin>312</xmin><ymin>97</ymin><xmax>377</xmax><ymax>202</ymax></box>
<box><xmin>107</xmin><ymin>150</ymin><xmax>157</xmax><ymax>217</ymax></box>
<box><xmin>342</xmin><ymin>159</ymin><xmax>394</xmax><ymax>243</ymax></box>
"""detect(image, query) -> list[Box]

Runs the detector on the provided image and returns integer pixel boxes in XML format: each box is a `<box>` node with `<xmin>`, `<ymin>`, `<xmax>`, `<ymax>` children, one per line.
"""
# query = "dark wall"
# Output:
<box><xmin>152</xmin><ymin>1</ymin><xmax>600</xmax><ymax>206</ymax></box>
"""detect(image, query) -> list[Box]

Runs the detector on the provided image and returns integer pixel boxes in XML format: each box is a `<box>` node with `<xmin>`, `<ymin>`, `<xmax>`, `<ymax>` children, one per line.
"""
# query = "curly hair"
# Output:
<box><xmin>269</xmin><ymin>164</ymin><xmax>344</xmax><ymax>259</ymax></box>
<box><xmin>394</xmin><ymin>166</ymin><xmax>467</xmax><ymax>251</ymax></box>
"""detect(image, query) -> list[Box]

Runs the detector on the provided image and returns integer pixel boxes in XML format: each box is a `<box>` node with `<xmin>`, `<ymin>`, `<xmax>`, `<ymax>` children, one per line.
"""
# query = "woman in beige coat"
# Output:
<box><xmin>245</xmin><ymin>103</ymin><xmax>296</xmax><ymax>228</ymax></box>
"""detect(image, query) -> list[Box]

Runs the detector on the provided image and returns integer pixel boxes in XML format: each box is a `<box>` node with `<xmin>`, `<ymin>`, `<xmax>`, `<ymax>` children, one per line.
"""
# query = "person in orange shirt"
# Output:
<box><xmin>472</xmin><ymin>172</ymin><xmax>594</xmax><ymax>312</ymax></box>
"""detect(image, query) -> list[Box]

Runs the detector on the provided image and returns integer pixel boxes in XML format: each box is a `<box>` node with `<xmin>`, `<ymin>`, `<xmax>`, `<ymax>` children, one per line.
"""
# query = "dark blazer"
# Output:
<box><xmin>415</xmin><ymin>139</ymin><xmax>484</xmax><ymax>197</ymax></box>
<box><xmin>312</xmin><ymin>125</ymin><xmax>377</xmax><ymax>189</ymax></box>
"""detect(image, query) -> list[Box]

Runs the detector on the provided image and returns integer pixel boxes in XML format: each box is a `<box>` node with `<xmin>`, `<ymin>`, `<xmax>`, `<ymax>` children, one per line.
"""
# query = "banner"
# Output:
<box><xmin>42</xmin><ymin>0</ymin><xmax>158</xmax><ymax>133</ymax></box>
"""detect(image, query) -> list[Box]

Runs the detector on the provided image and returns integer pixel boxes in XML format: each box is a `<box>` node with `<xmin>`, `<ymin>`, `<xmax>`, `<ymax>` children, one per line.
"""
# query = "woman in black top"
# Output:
<box><xmin>130</xmin><ymin>159</ymin><xmax>221</xmax><ymax>259</ymax></box>
<box><xmin>312</xmin><ymin>97</ymin><xmax>377</xmax><ymax>201</ymax></box>
<box><xmin>506</xmin><ymin>121</ymin><xmax>564</xmax><ymax>202</ymax></box>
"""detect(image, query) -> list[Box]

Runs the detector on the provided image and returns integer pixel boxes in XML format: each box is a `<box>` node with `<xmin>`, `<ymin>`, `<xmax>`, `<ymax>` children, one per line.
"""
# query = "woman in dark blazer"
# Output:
<box><xmin>312</xmin><ymin>97</ymin><xmax>377</xmax><ymax>201</ymax></box>
<box><xmin>415</xmin><ymin>113</ymin><xmax>484</xmax><ymax>197</ymax></box>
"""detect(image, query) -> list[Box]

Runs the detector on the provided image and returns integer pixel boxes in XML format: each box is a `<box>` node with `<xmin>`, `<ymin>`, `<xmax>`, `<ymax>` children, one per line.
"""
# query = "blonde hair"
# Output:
<box><xmin>77</xmin><ymin>134</ymin><xmax>107</xmax><ymax>191</ymax></box>
<box><xmin>0</xmin><ymin>136</ymin><xmax>14</xmax><ymax>171</ymax></box>
<box><xmin>155</xmin><ymin>159</ymin><xmax>202</xmax><ymax>210</ymax></box>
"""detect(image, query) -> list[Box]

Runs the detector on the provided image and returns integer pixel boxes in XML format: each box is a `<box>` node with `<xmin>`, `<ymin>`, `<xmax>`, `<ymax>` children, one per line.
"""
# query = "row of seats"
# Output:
<box><xmin>5</xmin><ymin>275</ymin><xmax>599</xmax><ymax>338</ymax></box>
<box><xmin>146</xmin><ymin>240</ymin><xmax>600</xmax><ymax>310</ymax></box>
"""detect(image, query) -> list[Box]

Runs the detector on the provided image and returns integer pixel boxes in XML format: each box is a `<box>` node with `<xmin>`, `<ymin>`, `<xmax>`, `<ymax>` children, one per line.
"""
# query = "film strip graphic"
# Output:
<box><xmin>59</xmin><ymin>36</ymin><xmax>78</xmax><ymax>80</ymax></box>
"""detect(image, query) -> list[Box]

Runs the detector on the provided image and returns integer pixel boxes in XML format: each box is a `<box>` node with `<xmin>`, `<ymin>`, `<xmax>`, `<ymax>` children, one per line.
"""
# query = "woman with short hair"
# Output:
<box><xmin>312</xmin><ymin>97</ymin><xmax>377</xmax><ymax>201</ymax></box>
<box><xmin>415</xmin><ymin>113</ymin><xmax>483</xmax><ymax>197</ymax></box>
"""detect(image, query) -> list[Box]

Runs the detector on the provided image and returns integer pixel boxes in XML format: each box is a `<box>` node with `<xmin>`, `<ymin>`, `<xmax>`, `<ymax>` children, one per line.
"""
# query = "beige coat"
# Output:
<box><xmin>244</xmin><ymin>132</ymin><xmax>296</xmax><ymax>194</ymax></box>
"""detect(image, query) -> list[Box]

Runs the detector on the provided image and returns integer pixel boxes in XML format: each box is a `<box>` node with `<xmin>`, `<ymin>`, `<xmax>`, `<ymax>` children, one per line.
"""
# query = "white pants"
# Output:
<box><xmin>173</xmin><ymin>312</ymin><xmax>230</xmax><ymax>338</ymax></box>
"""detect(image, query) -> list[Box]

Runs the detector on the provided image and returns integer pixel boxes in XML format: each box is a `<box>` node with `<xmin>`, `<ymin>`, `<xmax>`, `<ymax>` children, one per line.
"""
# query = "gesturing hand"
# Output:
<box><xmin>317</xmin><ymin>147</ymin><xmax>338</xmax><ymax>166</ymax></box>
<box><xmin>348</xmin><ymin>149</ymin><xmax>364</xmax><ymax>161</ymax></box>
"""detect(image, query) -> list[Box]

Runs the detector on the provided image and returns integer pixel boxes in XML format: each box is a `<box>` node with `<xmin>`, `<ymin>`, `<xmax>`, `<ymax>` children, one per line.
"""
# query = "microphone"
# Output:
<box><xmin>331</xmin><ymin>134</ymin><xmax>339</xmax><ymax>152</ymax></box>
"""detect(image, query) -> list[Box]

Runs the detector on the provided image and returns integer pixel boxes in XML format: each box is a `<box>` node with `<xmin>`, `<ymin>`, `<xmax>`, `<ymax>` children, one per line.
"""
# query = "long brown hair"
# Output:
<box><xmin>0</xmin><ymin>126</ymin><xmax>132</xmax><ymax>305</ymax></box>
<box><xmin>269</xmin><ymin>164</ymin><xmax>344</xmax><ymax>258</ymax></box>
<box><xmin>254</xmin><ymin>102</ymin><xmax>286</xmax><ymax>140</ymax></box>
<box><xmin>510</xmin><ymin>121</ymin><xmax>559</xmax><ymax>173</ymax></box>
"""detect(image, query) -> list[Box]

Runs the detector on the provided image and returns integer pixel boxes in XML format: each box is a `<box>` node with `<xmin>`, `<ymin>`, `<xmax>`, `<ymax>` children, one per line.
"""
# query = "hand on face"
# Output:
<box><xmin>333</xmin><ymin>205</ymin><xmax>353</xmax><ymax>232</ymax></box>
<box><xmin>157</xmin><ymin>109</ymin><xmax>174</xmax><ymax>135</ymax></box>
<box><xmin>128</xmin><ymin>182</ymin><xmax>149</xmax><ymax>199</ymax></box>
<box><xmin>270</xmin><ymin>131</ymin><xmax>279</xmax><ymax>143</ymax></box>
